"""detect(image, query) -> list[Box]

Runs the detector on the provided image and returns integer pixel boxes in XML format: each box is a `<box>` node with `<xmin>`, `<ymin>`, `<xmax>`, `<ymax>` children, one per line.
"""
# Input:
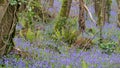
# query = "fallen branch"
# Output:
<box><xmin>84</xmin><ymin>4</ymin><xmax>96</xmax><ymax>24</ymax></box>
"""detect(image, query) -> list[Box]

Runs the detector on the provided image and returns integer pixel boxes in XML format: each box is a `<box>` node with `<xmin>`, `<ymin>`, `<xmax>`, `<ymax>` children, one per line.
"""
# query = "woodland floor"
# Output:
<box><xmin>1</xmin><ymin>0</ymin><xmax>120</xmax><ymax>68</ymax></box>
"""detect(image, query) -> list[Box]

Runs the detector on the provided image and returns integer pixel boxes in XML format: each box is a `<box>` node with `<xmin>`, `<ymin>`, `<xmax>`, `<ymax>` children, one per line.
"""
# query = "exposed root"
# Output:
<box><xmin>10</xmin><ymin>47</ymin><xmax>33</xmax><ymax>59</ymax></box>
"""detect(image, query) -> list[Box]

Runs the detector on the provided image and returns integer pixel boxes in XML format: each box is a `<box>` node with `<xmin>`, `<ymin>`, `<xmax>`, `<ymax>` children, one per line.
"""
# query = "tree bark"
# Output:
<box><xmin>117</xmin><ymin>0</ymin><xmax>120</xmax><ymax>27</ymax></box>
<box><xmin>105</xmin><ymin>0</ymin><xmax>111</xmax><ymax>23</ymax></box>
<box><xmin>59</xmin><ymin>0</ymin><xmax>72</xmax><ymax>18</ymax></box>
<box><xmin>54</xmin><ymin>0</ymin><xmax>72</xmax><ymax>31</ymax></box>
<box><xmin>97</xmin><ymin>0</ymin><xmax>104</xmax><ymax>44</ymax></box>
<box><xmin>94</xmin><ymin>0</ymin><xmax>111</xmax><ymax>23</ymax></box>
<box><xmin>94</xmin><ymin>0</ymin><xmax>100</xmax><ymax>16</ymax></box>
<box><xmin>79</xmin><ymin>0</ymin><xmax>85</xmax><ymax>33</ymax></box>
<box><xmin>0</xmin><ymin>1</ymin><xmax>17</xmax><ymax>56</ymax></box>
<box><xmin>49</xmin><ymin>0</ymin><xmax>54</xmax><ymax>7</ymax></box>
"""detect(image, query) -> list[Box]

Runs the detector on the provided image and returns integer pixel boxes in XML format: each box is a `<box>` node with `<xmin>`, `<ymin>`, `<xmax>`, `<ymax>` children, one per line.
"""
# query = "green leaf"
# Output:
<box><xmin>82</xmin><ymin>60</ymin><xmax>88</xmax><ymax>68</ymax></box>
<box><xmin>36</xmin><ymin>30</ymin><xmax>42</xmax><ymax>40</ymax></box>
<box><xmin>20</xmin><ymin>19</ymin><xmax>26</xmax><ymax>28</ymax></box>
<box><xmin>66</xmin><ymin>65</ymin><xmax>72</xmax><ymax>68</ymax></box>
<box><xmin>19</xmin><ymin>30</ymin><xmax>24</xmax><ymax>38</ymax></box>
<box><xmin>26</xmin><ymin>28</ymin><xmax>35</xmax><ymax>42</ymax></box>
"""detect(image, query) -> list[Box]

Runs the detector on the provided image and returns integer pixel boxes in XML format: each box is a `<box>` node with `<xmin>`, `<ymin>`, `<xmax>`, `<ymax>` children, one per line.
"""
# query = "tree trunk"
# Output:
<box><xmin>49</xmin><ymin>0</ymin><xmax>54</xmax><ymax>7</ymax></box>
<box><xmin>54</xmin><ymin>0</ymin><xmax>72</xmax><ymax>32</ymax></box>
<box><xmin>78</xmin><ymin>0</ymin><xmax>85</xmax><ymax>33</ymax></box>
<box><xmin>0</xmin><ymin>1</ymin><xmax>17</xmax><ymax>56</ymax></box>
<box><xmin>102</xmin><ymin>0</ymin><xmax>112</xmax><ymax>23</ymax></box>
<box><xmin>94</xmin><ymin>0</ymin><xmax>111</xmax><ymax>23</ymax></box>
<box><xmin>97</xmin><ymin>0</ymin><xmax>104</xmax><ymax>44</ymax></box>
<box><xmin>117</xmin><ymin>0</ymin><xmax>120</xmax><ymax>27</ymax></box>
<box><xmin>59</xmin><ymin>0</ymin><xmax>72</xmax><ymax>18</ymax></box>
<box><xmin>94</xmin><ymin>0</ymin><xmax>101</xmax><ymax>16</ymax></box>
<box><xmin>105</xmin><ymin>0</ymin><xmax>111</xmax><ymax>23</ymax></box>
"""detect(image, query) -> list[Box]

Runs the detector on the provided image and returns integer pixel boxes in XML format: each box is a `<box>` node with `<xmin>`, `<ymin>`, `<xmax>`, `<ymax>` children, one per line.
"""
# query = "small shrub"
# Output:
<box><xmin>53</xmin><ymin>17</ymin><xmax>78</xmax><ymax>44</ymax></box>
<box><xmin>100</xmin><ymin>41</ymin><xmax>118</xmax><ymax>54</ymax></box>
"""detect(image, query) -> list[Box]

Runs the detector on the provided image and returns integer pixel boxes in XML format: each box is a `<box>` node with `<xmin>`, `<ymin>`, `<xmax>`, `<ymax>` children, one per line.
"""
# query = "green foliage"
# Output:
<box><xmin>53</xmin><ymin>17</ymin><xmax>78</xmax><ymax>44</ymax></box>
<box><xmin>18</xmin><ymin>0</ymin><xmax>41</xmax><ymax>28</ymax></box>
<box><xmin>19</xmin><ymin>30</ymin><xmax>25</xmax><ymax>38</ymax></box>
<box><xmin>9</xmin><ymin>0</ymin><xmax>26</xmax><ymax>5</ymax></box>
<box><xmin>26</xmin><ymin>28</ymin><xmax>35</xmax><ymax>42</ymax></box>
<box><xmin>66</xmin><ymin>65</ymin><xmax>72</xmax><ymax>68</ymax></box>
<box><xmin>52</xmin><ymin>28</ymin><xmax>77</xmax><ymax>44</ymax></box>
<box><xmin>81</xmin><ymin>60</ymin><xmax>88</xmax><ymax>68</ymax></box>
<box><xmin>51</xmin><ymin>64</ymin><xmax>55</xmax><ymax>68</ymax></box>
<box><xmin>85</xmin><ymin>0</ymin><xmax>91</xmax><ymax>5</ymax></box>
<box><xmin>18</xmin><ymin>0</ymin><xmax>51</xmax><ymax>29</ymax></box>
<box><xmin>18</xmin><ymin>9</ymin><xmax>35</xmax><ymax>28</ymax></box>
<box><xmin>9</xmin><ymin>0</ymin><xmax>18</xmax><ymax>5</ymax></box>
<box><xmin>61</xmin><ymin>64</ymin><xmax>72</xmax><ymax>68</ymax></box>
<box><xmin>54</xmin><ymin>17</ymin><xmax>67</xmax><ymax>32</ymax></box>
<box><xmin>100</xmin><ymin>41</ymin><xmax>118</xmax><ymax>54</ymax></box>
<box><xmin>58</xmin><ymin>0</ymin><xmax>63</xmax><ymax>3</ymax></box>
<box><xmin>86</xmin><ymin>28</ymin><xmax>96</xmax><ymax>34</ymax></box>
<box><xmin>36</xmin><ymin>30</ymin><xmax>43</xmax><ymax>40</ymax></box>
<box><xmin>115</xmin><ymin>46</ymin><xmax>120</xmax><ymax>54</ymax></box>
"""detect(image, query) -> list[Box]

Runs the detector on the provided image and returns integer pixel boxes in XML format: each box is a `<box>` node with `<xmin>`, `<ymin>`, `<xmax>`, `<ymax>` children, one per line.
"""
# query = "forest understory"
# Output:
<box><xmin>0</xmin><ymin>0</ymin><xmax>120</xmax><ymax>68</ymax></box>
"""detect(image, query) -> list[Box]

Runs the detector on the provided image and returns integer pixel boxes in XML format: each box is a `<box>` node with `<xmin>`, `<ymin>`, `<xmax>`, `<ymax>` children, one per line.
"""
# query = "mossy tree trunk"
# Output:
<box><xmin>102</xmin><ymin>0</ymin><xmax>112</xmax><ymax>23</ymax></box>
<box><xmin>49</xmin><ymin>0</ymin><xmax>54</xmax><ymax>7</ymax></box>
<box><xmin>94</xmin><ymin>0</ymin><xmax>101</xmax><ymax>16</ymax></box>
<box><xmin>94</xmin><ymin>0</ymin><xmax>107</xmax><ymax>43</ymax></box>
<box><xmin>97</xmin><ymin>0</ymin><xmax>104</xmax><ymax>44</ymax></box>
<box><xmin>59</xmin><ymin>0</ymin><xmax>72</xmax><ymax>18</ymax></box>
<box><xmin>116</xmin><ymin>0</ymin><xmax>120</xmax><ymax>27</ymax></box>
<box><xmin>0</xmin><ymin>0</ymin><xmax>17</xmax><ymax>56</ymax></box>
<box><xmin>78</xmin><ymin>0</ymin><xmax>85</xmax><ymax>33</ymax></box>
<box><xmin>94</xmin><ymin>0</ymin><xmax>111</xmax><ymax>23</ymax></box>
<box><xmin>104</xmin><ymin>0</ymin><xmax>111</xmax><ymax>23</ymax></box>
<box><xmin>54</xmin><ymin>0</ymin><xmax>72</xmax><ymax>32</ymax></box>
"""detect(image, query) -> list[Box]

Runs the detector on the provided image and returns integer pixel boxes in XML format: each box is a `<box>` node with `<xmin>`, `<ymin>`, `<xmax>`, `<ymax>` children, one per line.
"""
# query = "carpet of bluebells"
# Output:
<box><xmin>1</xmin><ymin>0</ymin><xmax>120</xmax><ymax>68</ymax></box>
